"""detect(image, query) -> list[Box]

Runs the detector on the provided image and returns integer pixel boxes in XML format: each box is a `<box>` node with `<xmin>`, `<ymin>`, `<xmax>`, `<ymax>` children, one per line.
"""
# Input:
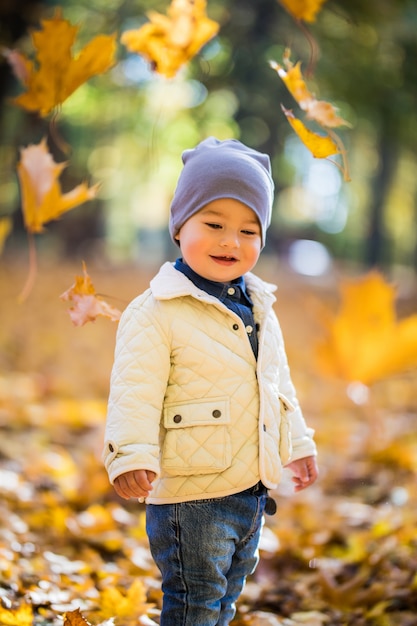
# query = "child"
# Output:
<box><xmin>103</xmin><ymin>137</ymin><xmax>318</xmax><ymax>626</ymax></box>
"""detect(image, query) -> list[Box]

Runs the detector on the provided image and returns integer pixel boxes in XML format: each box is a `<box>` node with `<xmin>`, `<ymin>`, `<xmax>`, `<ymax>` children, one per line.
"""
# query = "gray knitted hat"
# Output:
<box><xmin>169</xmin><ymin>137</ymin><xmax>274</xmax><ymax>247</ymax></box>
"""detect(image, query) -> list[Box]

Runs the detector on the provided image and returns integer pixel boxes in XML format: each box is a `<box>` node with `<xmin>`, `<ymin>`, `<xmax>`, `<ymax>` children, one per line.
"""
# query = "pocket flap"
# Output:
<box><xmin>163</xmin><ymin>397</ymin><xmax>230</xmax><ymax>429</ymax></box>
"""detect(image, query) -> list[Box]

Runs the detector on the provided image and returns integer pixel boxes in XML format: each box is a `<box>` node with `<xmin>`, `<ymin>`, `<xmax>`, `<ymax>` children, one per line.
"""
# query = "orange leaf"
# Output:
<box><xmin>316</xmin><ymin>271</ymin><xmax>417</xmax><ymax>385</ymax></box>
<box><xmin>60</xmin><ymin>262</ymin><xmax>121</xmax><ymax>326</ymax></box>
<box><xmin>281</xmin><ymin>105</ymin><xmax>340</xmax><ymax>158</ymax></box>
<box><xmin>271</xmin><ymin>59</ymin><xmax>350</xmax><ymax>128</ymax></box>
<box><xmin>17</xmin><ymin>138</ymin><xmax>99</xmax><ymax>233</ymax></box>
<box><xmin>278</xmin><ymin>0</ymin><xmax>329</xmax><ymax>23</ymax></box>
<box><xmin>63</xmin><ymin>608</ymin><xmax>92</xmax><ymax>626</ymax></box>
<box><xmin>271</xmin><ymin>59</ymin><xmax>313</xmax><ymax>108</ymax></box>
<box><xmin>8</xmin><ymin>9</ymin><xmax>116</xmax><ymax>116</ymax></box>
<box><xmin>121</xmin><ymin>0</ymin><xmax>219</xmax><ymax>78</ymax></box>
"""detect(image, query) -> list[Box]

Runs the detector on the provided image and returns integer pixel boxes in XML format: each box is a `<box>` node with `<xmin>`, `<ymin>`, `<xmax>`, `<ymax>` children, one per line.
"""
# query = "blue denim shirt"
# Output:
<box><xmin>174</xmin><ymin>258</ymin><xmax>258</xmax><ymax>358</ymax></box>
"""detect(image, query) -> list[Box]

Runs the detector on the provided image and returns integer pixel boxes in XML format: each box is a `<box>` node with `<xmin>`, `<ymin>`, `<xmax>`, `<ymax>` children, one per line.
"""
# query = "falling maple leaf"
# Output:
<box><xmin>5</xmin><ymin>8</ymin><xmax>117</xmax><ymax>117</ymax></box>
<box><xmin>270</xmin><ymin>55</ymin><xmax>351</xmax><ymax>180</ymax></box>
<box><xmin>281</xmin><ymin>105</ymin><xmax>340</xmax><ymax>158</ymax></box>
<box><xmin>316</xmin><ymin>271</ymin><xmax>417</xmax><ymax>385</ymax></box>
<box><xmin>17</xmin><ymin>138</ymin><xmax>99</xmax><ymax>234</ymax></box>
<box><xmin>121</xmin><ymin>0</ymin><xmax>219</xmax><ymax>78</ymax></box>
<box><xmin>271</xmin><ymin>59</ymin><xmax>350</xmax><ymax>128</ymax></box>
<box><xmin>278</xmin><ymin>0</ymin><xmax>329</xmax><ymax>23</ymax></box>
<box><xmin>60</xmin><ymin>261</ymin><xmax>122</xmax><ymax>326</ymax></box>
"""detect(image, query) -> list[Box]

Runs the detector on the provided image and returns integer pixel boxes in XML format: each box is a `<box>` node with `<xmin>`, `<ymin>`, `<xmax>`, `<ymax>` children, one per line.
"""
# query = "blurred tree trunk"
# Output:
<box><xmin>366</xmin><ymin>129</ymin><xmax>398</xmax><ymax>268</ymax></box>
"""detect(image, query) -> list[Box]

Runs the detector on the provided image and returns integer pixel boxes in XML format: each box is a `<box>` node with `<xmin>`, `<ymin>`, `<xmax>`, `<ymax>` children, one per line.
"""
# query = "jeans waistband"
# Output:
<box><xmin>242</xmin><ymin>481</ymin><xmax>268</xmax><ymax>496</ymax></box>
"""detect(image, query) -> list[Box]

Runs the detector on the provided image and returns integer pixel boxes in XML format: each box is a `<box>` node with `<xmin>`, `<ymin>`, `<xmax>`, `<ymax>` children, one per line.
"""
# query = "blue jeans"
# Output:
<box><xmin>146</xmin><ymin>484</ymin><xmax>267</xmax><ymax>626</ymax></box>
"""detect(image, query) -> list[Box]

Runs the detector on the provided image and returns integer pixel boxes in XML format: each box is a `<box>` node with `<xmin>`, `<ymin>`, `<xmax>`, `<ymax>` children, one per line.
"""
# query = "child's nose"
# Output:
<box><xmin>220</xmin><ymin>230</ymin><xmax>240</xmax><ymax>247</ymax></box>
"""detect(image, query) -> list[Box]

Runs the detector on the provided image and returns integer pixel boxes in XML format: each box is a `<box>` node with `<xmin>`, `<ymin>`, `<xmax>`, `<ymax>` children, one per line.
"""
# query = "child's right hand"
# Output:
<box><xmin>113</xmin><ymin>469</ymin><xmax>156</xmax><ymax>500</ymax></box>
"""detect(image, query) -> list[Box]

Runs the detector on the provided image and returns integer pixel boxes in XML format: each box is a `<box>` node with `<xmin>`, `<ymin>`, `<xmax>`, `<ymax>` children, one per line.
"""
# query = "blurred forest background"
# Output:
<box><xmin>1</xmin><ymin>2</ymin><xmax>417</xmax><ymax>625</ymax></box>
<box><xmin>1</xmin><ymin>0</ymin><xmax>417</xmax><ymax>275</ymax></box>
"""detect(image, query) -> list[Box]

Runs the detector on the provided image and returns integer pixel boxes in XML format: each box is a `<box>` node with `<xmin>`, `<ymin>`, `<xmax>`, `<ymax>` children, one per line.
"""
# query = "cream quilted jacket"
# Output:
<box><xmin>103</xmin><ymin>262</ymin><xmax>316</xmax><ymax>504</ymax></box>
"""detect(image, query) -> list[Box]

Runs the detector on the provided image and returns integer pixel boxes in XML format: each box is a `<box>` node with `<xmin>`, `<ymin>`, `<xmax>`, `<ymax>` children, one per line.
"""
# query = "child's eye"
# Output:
<box><xmin>206</xmin><ymin>222</ymin><xmax>222</xmax><ymax>229</ymax></box>
<box><xmin>241</xmin><ymin>229</ymin><xmax>257</xmax><ymax>236</ymax></box>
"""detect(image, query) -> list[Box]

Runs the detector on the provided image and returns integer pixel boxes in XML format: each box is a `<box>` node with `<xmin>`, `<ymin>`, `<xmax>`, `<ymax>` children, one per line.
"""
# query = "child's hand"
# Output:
<box><xmin>285</xmin><ymin>455</ymin><xmax>318</xmax><ymax>492</ymax></box>
<box><xmin>113</xmin><ymin>469</ymin><xmax>156</xmax><ymax>500</ymax></box>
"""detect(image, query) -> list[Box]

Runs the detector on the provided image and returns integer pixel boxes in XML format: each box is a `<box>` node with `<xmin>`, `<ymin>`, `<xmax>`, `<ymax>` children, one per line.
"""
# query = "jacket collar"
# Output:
<box><xmin>150</xmin><ymin>262</ymin><xmax>277</xmax><ymax>313</ymax></box>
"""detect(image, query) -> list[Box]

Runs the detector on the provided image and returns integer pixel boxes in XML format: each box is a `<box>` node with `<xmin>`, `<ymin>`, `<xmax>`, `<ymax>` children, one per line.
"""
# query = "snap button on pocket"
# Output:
<box><xmin>173</xmin><ymin>414</ymin><xmax>182</xmax><ymax>423</ymax></box>
<box><xmin>212</xmin><ymin>409</ymin><xmax>221</xmax><ymax>418</ymax></box>
<box><xmin>232</xmin><ymin>323</ymin><xmax>239</xmax><ymax>330</ymax></box>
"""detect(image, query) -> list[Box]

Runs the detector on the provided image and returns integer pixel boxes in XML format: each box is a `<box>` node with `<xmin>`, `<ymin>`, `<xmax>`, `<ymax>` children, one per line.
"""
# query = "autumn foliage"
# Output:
<box><xmin>2</xmin><ymin>0</ymin><xmax>352</xmax><ymax>299</ymax></box>
<box><xmin>60</xmin><ymin>262</ymin><xmax>121</xmax><ymax>326</ymax></box>
<box><xmin>316</xmin><ymin>272</ymin><xmax>417</xmax><ymax>385</ymax></box>
<box><xmin>1</xmin><ymin>1</ymin><xmax>417</xmax><ymax>623</ymax></box>
<box><xmin>6</xmin><ymin>10</ymin><xmax>116</xmax><ymax>117</ymax></box>
<box><xmin>17</xmin><ymin>139</ymin><xmax>99</xmax><ymax>234</ymax></box>
<box><xmin>278</xmin><ymin>0</ymin><xmax>329</xmax><ymax>23</ymax></box>
<box><xmin>1</xmin><ymin>264</ymin><xmax>417</xmax><ymax>625</ymax></box>
<box><xmin>270</xmin><ymin>53</ymin><xmax>350</xmax><ymax>180</ymax></box>
<box><xmin>121</xmin><ymin>0</ymin><xmax>219</xmax><ymax>78</ymax></box>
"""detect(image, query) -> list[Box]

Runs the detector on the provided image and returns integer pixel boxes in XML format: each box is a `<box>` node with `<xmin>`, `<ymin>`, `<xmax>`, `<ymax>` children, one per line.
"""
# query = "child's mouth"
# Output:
<box><xmin>211</xmin><ymin>255</ymin><xmax>238</xmax><ymax>265</ymax></box>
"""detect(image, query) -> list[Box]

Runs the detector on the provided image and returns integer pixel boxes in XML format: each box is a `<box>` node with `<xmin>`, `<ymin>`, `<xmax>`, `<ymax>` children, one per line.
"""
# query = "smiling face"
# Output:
<box><xmin>174</xmin><ymin>198</ymin><xmax>262</xmax><ymax>282</ymax></box>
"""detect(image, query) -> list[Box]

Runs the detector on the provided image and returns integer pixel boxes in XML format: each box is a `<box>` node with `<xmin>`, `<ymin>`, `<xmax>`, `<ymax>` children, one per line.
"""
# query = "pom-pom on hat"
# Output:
<box><xmin>169</xmin><ymin>137</ymin><xmax>274</xmax><ymax>247</ymax></box>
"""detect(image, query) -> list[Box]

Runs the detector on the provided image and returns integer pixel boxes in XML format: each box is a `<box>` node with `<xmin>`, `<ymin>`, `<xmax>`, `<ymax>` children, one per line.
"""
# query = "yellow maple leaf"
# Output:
<box><xmin>121</xmin><ymin>0</ymin><xmax>219</xmax><ymax>78</ymax></box>
<box><xmin>278</xmin><ymin>0</ymin><xmax>328</xmax><ymax>23</ymax></box>
<box><xmin>60</xmin><ymin>261</ymin><xmax>122</xmax><ymax>326</ymax></box>
<box><xmin>281</xmin><ymin>105</ymin><xmax>340</xmax><ymax>158</ymax></box>
<box><xmin>271</xmin><ymin>54</ymin><xmax>351</xmax><ymax>179</ymax></box>
<box><xmin>97</xmin><ymin>579</ymin><xmax>153</xmax><ymax>623</ymax></box>
<box><xmin>271</xmin><ymin>59</ymin><xmax>350</xmax><ymax>128</ymax></box>
<box><xmin>316</xmin><ymin>271</ymin><xmax>417</xmax><ymax>385</ymax></box>
<box><xmin>17</xmin><ymin>138</ymin><xmax>99</xmax><ymax>234</ymax></box>
<box><xmin>8</xmin><ymin>9</ymin><xmax>116</xmax><ymax>117</ymax></box>
<box><xmin>0</xmin><ymin>603</ymin><xmax>33</xmax><ymax>626</ymax></box>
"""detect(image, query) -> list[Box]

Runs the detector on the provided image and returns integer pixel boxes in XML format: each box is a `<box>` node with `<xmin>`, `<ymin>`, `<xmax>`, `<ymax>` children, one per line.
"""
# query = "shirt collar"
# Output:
<box><xmin>174</xmin><ymin>258</ymin><xmax>253</xmax><ymax>306</ymax></box>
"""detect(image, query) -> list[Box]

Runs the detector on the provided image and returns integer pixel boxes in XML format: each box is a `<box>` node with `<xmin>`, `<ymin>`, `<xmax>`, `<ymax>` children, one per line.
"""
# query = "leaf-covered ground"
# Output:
<box><xmin>1</xmin><ymin>258</ymin><xmax>417</xmax><ymax>626</ymax></box>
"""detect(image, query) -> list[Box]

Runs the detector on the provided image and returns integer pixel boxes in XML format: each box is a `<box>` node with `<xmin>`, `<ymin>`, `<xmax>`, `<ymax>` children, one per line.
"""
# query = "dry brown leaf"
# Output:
<box><xmin>60</xmin><ymin>261</ymin><xmax>121</xmax><ymax>326</ymax></box>
<box><xmin>63</xmin><ymin>608</ymin><xmax>92</xmax><ymax>626</ymax></box>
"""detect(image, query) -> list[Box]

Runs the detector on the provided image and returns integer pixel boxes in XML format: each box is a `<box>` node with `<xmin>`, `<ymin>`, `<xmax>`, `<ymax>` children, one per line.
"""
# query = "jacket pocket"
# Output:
<box><xmin>162</xmin><ymin>397</ymin><xmax>232</xmax><ymax>475</ymax></box>
<box><xmin>278</xmin><ymin>393</ymin><xmax>294</xmax><ymax>465</ymax></box>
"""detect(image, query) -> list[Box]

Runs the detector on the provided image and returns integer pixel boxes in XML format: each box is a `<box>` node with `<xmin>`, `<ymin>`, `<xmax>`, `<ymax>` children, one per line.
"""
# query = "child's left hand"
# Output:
<box><xmin>285</xmin><ymin>455</ymin><xmax>318</xmax><ymax>492</ymax></box>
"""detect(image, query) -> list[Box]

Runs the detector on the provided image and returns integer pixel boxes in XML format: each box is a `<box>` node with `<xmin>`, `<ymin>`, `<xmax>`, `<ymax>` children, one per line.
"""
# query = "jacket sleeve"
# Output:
<box><xmin>102</xmin><ymin>294</ymin><xmax>170</xmax><ymax>483</ymax></box>
<box><xmin>275</xmin><ymin>314</ymin><xmax>317</xmax><ymax>462</ymax></box>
